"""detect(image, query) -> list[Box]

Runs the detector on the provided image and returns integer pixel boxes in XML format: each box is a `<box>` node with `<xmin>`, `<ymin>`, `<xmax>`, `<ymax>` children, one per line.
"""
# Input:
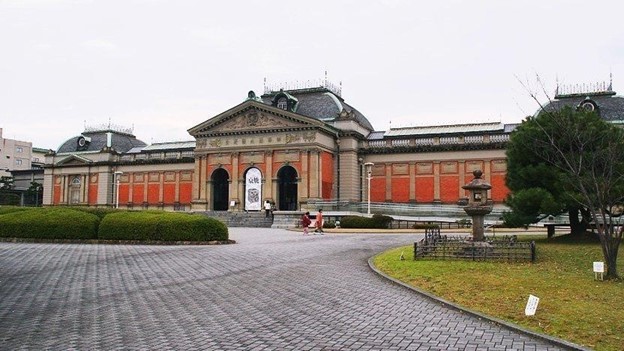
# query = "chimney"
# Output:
<box><xmin>106</xmin><ymin>132</ymin><xmax>112</xmax><ymax>148</ymax></box>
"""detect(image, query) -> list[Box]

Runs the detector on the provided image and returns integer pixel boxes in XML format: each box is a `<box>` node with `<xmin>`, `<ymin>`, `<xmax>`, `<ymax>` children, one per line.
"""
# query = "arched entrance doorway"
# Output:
<box><xmin>277</xmin><ymin>166</ymin><xmax>298</xmax><ymax>210</ymax></box>
<box><xmin>211</xmin><ymin>168</ymin><xmax>229</xmax><ymax>211</ymax></box>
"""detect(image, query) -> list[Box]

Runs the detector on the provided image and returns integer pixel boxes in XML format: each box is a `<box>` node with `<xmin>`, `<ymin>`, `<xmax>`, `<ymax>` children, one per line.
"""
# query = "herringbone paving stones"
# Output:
<box><xmin>0</xmin><ymin>228</ymin><xmax>569</xmax><ymax>350</ymax></box>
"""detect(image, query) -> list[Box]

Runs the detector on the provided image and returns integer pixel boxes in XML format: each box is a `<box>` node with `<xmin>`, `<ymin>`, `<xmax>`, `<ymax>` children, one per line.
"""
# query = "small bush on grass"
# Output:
<box><xmin>0</xmin><ymin>208</ymin><xmax>99</xmax><ymax>239</ymax></box>
<box><xmin>157</xmin><ymin>213</ymin><xmax>228</xmax><ymax>241</ymax></box>
<box><xmin>323</xmin><ymin>220</ymin><xmax>336</xmax><ymax>229</ymax></box>
<box><xmin>98</xmin><ymin>211</ymin><xmax>228</xmax><ymax>241</ymax></box>
<box><xmin>412</xmin><ymin>223</ymin><xmax>440</xmax><ymax>230</ymax></box>
<box><xmin>98</xmin><ymin>212</ymin><xmax>160</xmax><ymax>240</ymax></box>
<box><xmin>340</xmin><ymin>214</ymin><xmax>394</xmax><ymax>229</ymax></box>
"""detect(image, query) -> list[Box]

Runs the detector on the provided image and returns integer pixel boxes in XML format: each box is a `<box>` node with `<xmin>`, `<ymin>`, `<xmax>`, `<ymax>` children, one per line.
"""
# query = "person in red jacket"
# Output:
<box><xmin>301</xmin><ymin>212</ymin><xmax>311</xmax><ymax>235</ymax></box>
<box><xmin>314</xmin><ymin>209</ymin><xmax>324</xmax><ymax>234</ymax></box>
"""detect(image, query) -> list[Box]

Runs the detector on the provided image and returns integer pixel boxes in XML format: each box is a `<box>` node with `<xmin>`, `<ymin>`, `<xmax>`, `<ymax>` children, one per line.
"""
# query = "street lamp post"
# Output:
<box><xmin>364</xmin><ymin>162</ymin><xmax>374</xmax><ymax>215</ymax></box>
<box><xmin>114</xmin><ymin>171</ymin><xmax>123</xmax><ymax>209</ymax></box>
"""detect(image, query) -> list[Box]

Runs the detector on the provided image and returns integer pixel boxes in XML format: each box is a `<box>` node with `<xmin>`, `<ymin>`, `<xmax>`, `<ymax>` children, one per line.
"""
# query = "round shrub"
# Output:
<box><xmin>339</xmin><ymin>214</ymin><xmax>394</xmax><ymax>229</ymax></box>
<box><xmin>0</xmin><ymin>208</ymin><xmax>99</xmax><ymax>239</ymax></box>
<box><xmin>323</xmin><ymin>220</ymin><xmax>336</xmax><ymax>229</ymax></box>
<box><xmin>98</xmin><ymin>211</ymin><xmax>228</xmax><ymax>242</ymax></box>
<box><xmin>412</xmin><ymin>223</ymin><xmax>441</xmax><ymax>230</ymax></box>
<box><xmin>371</xmin><ymin>214</ymin><xmax>393</xmax><ymax>229</ymax></box>
<box><xmin>155</xmin><ymin>212</ymin><xmax>228</xmax><ymax>241</ymax></box>
<box><xmin>98</xmin><ymin>212</ymin><xmax>160</xmax><ymax>240</ymax></box>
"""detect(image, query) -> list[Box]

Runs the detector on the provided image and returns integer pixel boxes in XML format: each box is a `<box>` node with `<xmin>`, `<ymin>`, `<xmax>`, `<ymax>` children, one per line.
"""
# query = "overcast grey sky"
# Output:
<box><xmin>1</xmin><ymin>0</ymin><xmax>623</xmax><ymax>149</ymax></box>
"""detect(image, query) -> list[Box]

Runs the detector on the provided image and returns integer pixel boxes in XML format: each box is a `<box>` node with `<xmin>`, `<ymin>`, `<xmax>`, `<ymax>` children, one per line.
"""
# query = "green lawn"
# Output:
<box><xmin>373</xmin><ymin>234</ymin><xmax>624</xmax><ymax>351</ymax></box>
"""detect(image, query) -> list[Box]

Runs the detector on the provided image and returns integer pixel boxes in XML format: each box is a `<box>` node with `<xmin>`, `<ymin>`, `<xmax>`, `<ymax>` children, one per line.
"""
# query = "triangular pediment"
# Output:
<box><xmin>55</xmin><ymin>154</ymin><xmax>94</xmax><ymax>166</ymax></box>
<box><xmin>188</xmin><ymin>100</ymin><xmax>327</xmax><ymax>138</ymax></box>
<box><xmin>213</xmin><ymin>109</ymin><xmax>300</xmax><ymax>132</ymax></box>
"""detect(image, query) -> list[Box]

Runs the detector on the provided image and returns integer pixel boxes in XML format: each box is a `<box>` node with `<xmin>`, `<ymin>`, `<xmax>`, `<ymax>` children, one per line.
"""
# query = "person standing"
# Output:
<box><xmin>264</xmin><ymin>200</ymin><xmax>271</xmax><ymax>218</ymax></box>
<box><xmin>301</xmin><ymin>211</ymin><xmax>311</xmax><ymax>235</ymax></box>
<box><xmin>315</xmin><ymin>209</ymin><xmax>324</xmax><ymax>234</ymax></box>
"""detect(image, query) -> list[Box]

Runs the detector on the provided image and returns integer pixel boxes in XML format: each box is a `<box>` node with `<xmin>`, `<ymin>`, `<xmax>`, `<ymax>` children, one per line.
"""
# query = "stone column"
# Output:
<box><xmin>264</xmin><ymin>150</ymin><xmax>273</xmax><ymax>201</ymax></box>
<box><xmin>385</xmin><ymin>163</ymin><xmax>392</xmax><ymax>202</ymax></box>
<box><xmin>433</xmin><ymin>161</ymin><xmax>441</xmax><ymax>202</ymax></box>
<box><xmin>409</xmin><ymin>162</ymin><xmax>416</xmax><ymax>202</ymax></box>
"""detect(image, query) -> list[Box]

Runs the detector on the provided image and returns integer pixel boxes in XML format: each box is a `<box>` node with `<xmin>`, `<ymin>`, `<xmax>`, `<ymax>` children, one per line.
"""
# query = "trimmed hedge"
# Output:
<box><xmin>323</xmin><ymin>220</ymin><xmax>337</xmax><ymax>229</ymax></box>
<box><xmin>0</xmin><ymin>206</ymin><xmax>31</xmax><ymax>215</ymax></box>
<box><xmin>412</xmin><ymin>223</ymin><xmax>440</xmax><ymax>229</ymax></box>
<box><xmin>98</xmin><ymin>212</ymin><xmax>228</xmax><ymax>241</ymax></box>
<box><xmin>339</xmin><ymin>214</ymin><xmax>393</xmax><ymax>229</ymax></box>
<box><xmin>0</xmin><ymin>208</ymin><xmax>99</xmax><ymax>239</ymax></box>
<box><xmin>0</xmin><ymin>207</ymin><xmax>229</xmax><ymax>242</ymax></box>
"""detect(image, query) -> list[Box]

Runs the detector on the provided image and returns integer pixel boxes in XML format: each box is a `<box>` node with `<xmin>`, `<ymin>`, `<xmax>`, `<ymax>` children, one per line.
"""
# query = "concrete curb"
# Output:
<box><xmin>367</xmin><ymin>255</ymin><xmax>591</xmax><ymax>351</ymax></box>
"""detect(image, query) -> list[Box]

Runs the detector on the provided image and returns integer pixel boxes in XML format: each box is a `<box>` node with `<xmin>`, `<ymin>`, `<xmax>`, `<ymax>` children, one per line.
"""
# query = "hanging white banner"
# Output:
<box><xmin>245</xmin><ymin>167</ymin><xmax>262</xmax><ymax>211</ymax></box>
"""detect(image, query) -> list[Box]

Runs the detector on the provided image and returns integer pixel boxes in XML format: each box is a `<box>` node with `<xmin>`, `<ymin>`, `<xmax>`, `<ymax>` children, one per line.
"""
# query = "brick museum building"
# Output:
<box><xmin>42</xmin><ymin>80</ymin><xmax>624</xmax><ymax>214</ymax></box>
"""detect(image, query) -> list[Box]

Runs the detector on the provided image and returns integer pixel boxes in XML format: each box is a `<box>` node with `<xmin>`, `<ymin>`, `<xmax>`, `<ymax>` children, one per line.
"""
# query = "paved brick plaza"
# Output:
<box><xmin>0</xmin><ymin>228</ymin><xmax>576</xmax><ymax>350</ymax></box>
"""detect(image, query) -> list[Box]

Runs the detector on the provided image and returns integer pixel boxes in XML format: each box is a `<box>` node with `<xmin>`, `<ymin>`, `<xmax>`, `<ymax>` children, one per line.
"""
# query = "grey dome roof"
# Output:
<box><xmin>261</xmin><ymin>87</ymin><xmax>374</xmax><ymax>131</ymax></box>
<box><xmin>540</xmin><ymin>92</ymin><xmax>624</xmax><ymax>122</ymax></box>
<box><xmin>57</xmin><ymin>130</ymin><xmax>147</xmax><ymax>153</ymax></box>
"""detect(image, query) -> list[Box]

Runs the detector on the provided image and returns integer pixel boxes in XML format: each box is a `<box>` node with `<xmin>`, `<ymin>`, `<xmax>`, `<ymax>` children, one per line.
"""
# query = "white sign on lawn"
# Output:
<box><xmin>525</xmin><ymin>294</ymin><xmax>540</xmax><ymax>316</ymax></box>
<box><xmin>593</xmin><ymin>262</ymin><xmax>605</xmax><ymax>273</ymax></box>
<box><xmin>245</xmin><ymin>167</ymin><xmax>262</xmax><ymax>211</ymax></box>
<box><xmin>593</xmin><ymin>261</ymin><xmax>605</xmax><ymax>281</ymax></box>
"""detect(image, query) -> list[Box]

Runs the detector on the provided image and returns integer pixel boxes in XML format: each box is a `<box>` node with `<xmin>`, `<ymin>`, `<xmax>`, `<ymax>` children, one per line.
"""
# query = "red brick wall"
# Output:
<box><xmin>88</xmin><ymin>184</ymin><xmax>98</xmax><ymax>205</ymax></box>
<box><xmin>440</xmin><ymin>176</ymin><xmax>459</xmax><ymax>203</ymax></box>
<box><xmin>391</xmin><ymin>178</ymin><xmax>410</xmax><ymax>203</ymax></box>
<box><xmin>53</xmin><ymin>183</ymin><xmax>61</xmax><ymax>204</ymax></box>
<box><xmin>132</xmin><ymin>184</ymin><xmax>144</xmax><ymax>204</ymax></box>
<box><xmin>490</xmin><ymin>174</ymin><xmax>509</xmax><ymax>202</ymax></box>
<box><xmin>147</xmin><ymin>184</ymin><xmax>159</xmax><ymax>203</ymax></box>
<box><xmin>415</xmin><ymin>177</ymin><xmax>434</xmax><ymax>202</ymax></box>
<box><xmin>179</xmin><ymin>182</ymin><xmax>192</xmax><ymax>204</ymax></box>
<box><xmin>163</xmin><ymin>184</ymin><xmax>176</xmax><ymax>204</ymax></box>
<box><xmin>370</xmin><ymin>178</ymin><xmax>386</xmax><ymax>202</ymax></box>
<box><xmin>119</xmin><ymin>184</ymin><xmax>129</xmax><ymax>204</ymax></box>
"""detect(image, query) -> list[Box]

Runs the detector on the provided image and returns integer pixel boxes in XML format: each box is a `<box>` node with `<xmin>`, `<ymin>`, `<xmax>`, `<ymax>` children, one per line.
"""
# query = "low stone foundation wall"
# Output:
<box><xmin>272</xmin><ymin>211</ymin><xmax>304</xmax><ymax>229</ymax></box>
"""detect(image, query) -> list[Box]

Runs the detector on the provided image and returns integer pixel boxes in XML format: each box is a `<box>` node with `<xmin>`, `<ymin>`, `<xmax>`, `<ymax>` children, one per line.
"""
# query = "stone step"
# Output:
<box><xmin>199</xmin><ymin>211</ymin><xmax>274</xmax><ymax>227</ymax></box>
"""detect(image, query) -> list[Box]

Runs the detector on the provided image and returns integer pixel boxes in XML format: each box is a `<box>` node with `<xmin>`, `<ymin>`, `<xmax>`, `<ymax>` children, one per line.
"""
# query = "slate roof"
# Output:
<box><xmin>141</xmin><ymin>141</ymin><xmax>196</xmax><ymax>151</ymax></box>
<box><xmin>540</xmin><ymin>92</ymin><xmax>624</xmax><ymax>121</ymax></box>
<box><xmin>261</xmin><ymin>87</ymin><xmax>374</xmax><ymax>131</ymax></box>
<box><xmin>57</xmin><ymin>130</ymin><xmax>147</xmax><ymax>154</ymax></box>
<box><xmin>380</xmin><ymin>122</ymin><xmax>506</xmax><ymax>138</ymax></box>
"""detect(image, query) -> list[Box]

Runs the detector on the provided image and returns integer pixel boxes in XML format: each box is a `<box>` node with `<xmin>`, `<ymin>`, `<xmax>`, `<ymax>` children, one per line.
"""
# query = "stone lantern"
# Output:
<box><xmin>462</xmin><ymin>170</ymin><xmax>492</xmax><ymax>241</ymax></box>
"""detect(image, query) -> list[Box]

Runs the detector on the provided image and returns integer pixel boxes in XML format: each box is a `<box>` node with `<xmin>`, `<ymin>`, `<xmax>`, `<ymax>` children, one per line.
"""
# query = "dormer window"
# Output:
<box><xmin>581</xmin><ymin>101</ymin><xmax>595</xmax><ymax>112</ymax></box>
<box><xmin>271</xmin><ymin>90</ymin><xmax>298</xmax><ymax>112</ymax></box>
<box><xmin>578</xmin><ymin>97</ymin><xmax>599</xmax><ymax>114</ymax></box>
<box><xmin>277</xmin><ymin>97</ymin><xmax>288</xmax><ymax>110</ymax></box>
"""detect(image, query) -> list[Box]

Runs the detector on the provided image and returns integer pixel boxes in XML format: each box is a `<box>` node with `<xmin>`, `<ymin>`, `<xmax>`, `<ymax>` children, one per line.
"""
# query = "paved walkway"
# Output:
<box><xmin>0</xmin><ymin>228</ymin><xmax>573</xmax><ymax>350</ymax></box>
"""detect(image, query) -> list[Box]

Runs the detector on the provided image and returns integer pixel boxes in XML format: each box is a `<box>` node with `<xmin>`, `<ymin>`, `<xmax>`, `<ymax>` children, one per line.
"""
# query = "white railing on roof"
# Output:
<box><xmin>414</xmin><ymin>137</ymin><xmax>435</xmax><ymax>145</ymax></box>
<box><xmin>464</xmin><ymin>135</ymin><xmax>484</xmax><ymax>144</ymax></box>
<box><xmin>440</xmin><ymin>136</ymin><xmax>460</xmax><ymax>144</ymax></box>
<box><xmin>368</xmin><ymin>140</ymin><xmax>386</xmax><ymax>148</ymax></box>
<box><xmin>490</xmin><ymin>134</ymin><xmax>510</xmax><ymax>143</ymax></box>
<box><xmin>391</xmin><ymin>139</ymin><xmax>410</xmax><ymax>147</ymax></box>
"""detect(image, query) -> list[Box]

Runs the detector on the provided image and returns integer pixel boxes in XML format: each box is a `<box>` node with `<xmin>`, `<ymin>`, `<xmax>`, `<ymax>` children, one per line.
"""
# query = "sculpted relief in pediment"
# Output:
<box><xmin>213</xmin><ymin>110</ymin><xmax>299</xmax><ymax>132</ymax></box>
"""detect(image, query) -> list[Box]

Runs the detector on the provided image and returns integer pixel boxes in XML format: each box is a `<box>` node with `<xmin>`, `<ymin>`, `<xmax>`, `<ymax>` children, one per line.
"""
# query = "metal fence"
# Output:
<box><xmin>306</xmin><ymin>200</ymin><xmax>507</xmax><ymax>223</ymax></box>
<box><xmin>414</xmin><ymin>229</ymin><xmax>535</xmax><ymax>262</ymax></box>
